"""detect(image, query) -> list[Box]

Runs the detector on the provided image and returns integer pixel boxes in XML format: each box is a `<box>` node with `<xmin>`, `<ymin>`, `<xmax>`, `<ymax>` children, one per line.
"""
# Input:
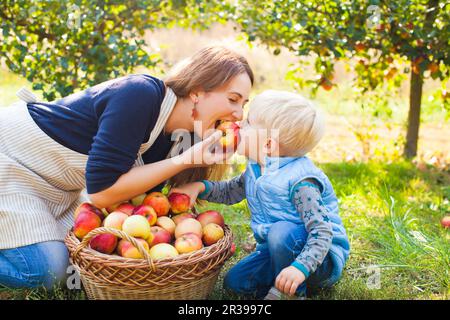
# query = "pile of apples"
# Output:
<box><xmin>73</xmin><ymin>192</ymin><xmax>228</xmax><ymax>260</ymax></box>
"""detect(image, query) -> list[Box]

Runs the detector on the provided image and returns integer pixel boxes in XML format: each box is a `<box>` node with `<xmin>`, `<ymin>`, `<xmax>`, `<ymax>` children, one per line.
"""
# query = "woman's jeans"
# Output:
<box><xmin>0</xmin><ymin>241</ymin><xmax>69</xmax><ymax>290</ymax></box>
<box><xmin>224</xmin><ymin>221</ymin><xmax>334</xmax><ymax>298</ymax></box>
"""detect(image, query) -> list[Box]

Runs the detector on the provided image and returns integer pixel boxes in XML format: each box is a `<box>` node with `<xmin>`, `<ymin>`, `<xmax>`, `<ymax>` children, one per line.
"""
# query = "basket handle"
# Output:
<box><xmin>72</xmin><ymin>227</ymin><xmax>156</xmax><ymax>272</ymax></box>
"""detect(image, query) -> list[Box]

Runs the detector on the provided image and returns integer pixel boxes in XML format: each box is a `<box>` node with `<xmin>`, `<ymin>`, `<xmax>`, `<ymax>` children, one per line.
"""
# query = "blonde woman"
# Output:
<box><xmin>0</xmin><ymin>46</ymin><xmax>253</xmax><ymax>289</ymax></box>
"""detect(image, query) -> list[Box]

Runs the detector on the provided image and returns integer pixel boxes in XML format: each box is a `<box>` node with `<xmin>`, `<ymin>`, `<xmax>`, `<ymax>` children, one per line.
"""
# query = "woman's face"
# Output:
<box><xmin>192</xmin><ymin>73</ymin><xmax>252</xmax><ymax>138</ymax></box>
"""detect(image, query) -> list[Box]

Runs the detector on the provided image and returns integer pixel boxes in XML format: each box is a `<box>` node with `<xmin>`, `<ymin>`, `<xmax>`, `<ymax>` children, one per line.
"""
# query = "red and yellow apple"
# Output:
<box><xmin>148</xmin><ymin>226</ymin><xmax>172</xmax><ymax>247</ymax></box>
<box><xmin>171</xmin><ymin>212</ymin><xmax>195</xmax><ymax>225</ymax></box>
<box><xmin>217</xmin><ymin>121</ymin><xmax>240</xmax><ymax>153</ymax></box>
<box><xmin>202</xmin><ymin>223</ymin><xmax>224</xmax><ymax>246</ymax></box>
<box><xmin>175</xmin><ymin>233</ymin><xmax>203</xmax><ymax>254</ymax></box>
<box><xmin>196</xmin><ymin>210</ymin><xmax>225</xmax><ymax>228</ymax></box>
<box><xmin>74</xmin><ymin>211</ymin><xmax>102</xmax><ymax>239</ymax></box>
<box><xmin>89</xmin><ymin>233</ymin><xmax>118</xmax><ymax>254</ymax></box>
<box><xmin>168</xmin><ymin>192</ymin><xmax>191</xmax><ymax>214</ymax></box>
<box><xmin>132</xmin><ymin>205</ymin><xmax>157</xmax><ymax>226</ymax></box>
<box><xmin>143</xmin><ymin>192</ymin><xmax>170</xmax><ymax>217</ymax></box>
<box><xmin>174</xmin><ymin>218</ymin><xmax>203</xmax><ymax>239</ymax></box>
<box><xmin>156</xmin><ymin>216</ymin><xmax>176</xmax><ymax>235</ymax></box>
<box><xmin>105</xmin><ymin>202</ymin><xmax>126</xmax><ymax>214</ymax></box>
<box><xmin>131</xmin><ymin>193</ymin><xmax>147</xmax><ymax>206</ymax></box>
<box><xmin>122</xmin><ymin>215</ymin><xmax>151</xmax><ymax>240</ymax></box>
<box><xmin>115</xmin><ymin>203</ymin><xmax>135</xmax><ymax>216</ymax></box>
<box><xmin>117</xmin><ymin>238</ymin><xmax>149</xmax><ymax>259</ymax></box>
<box><xmin>74</xmin><ymin>202</ymin><xmax>105</xmax><ymax>221</ymax></box>
<box><xmin>149</xmin><ymin>243</ymin><xmax>179</xmax><ymax>260</ymax></box>
<box><xmin>103</xmin><ymin>211</ymin><xmax>128</xmax><ymax>230</ymax></box>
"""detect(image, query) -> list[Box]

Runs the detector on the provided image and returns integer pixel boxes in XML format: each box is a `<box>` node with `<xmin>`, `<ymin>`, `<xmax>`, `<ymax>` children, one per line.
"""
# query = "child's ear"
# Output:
<box><xmin>263</xmin><ymin>138</ymin><xmax>279</xmax><ymax>156</ymax></box>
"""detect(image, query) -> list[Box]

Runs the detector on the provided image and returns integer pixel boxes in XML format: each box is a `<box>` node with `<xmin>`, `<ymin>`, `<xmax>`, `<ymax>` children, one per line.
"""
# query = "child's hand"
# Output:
<box><xmin>275</xmin><ymin>266</ymin><xmax>306</xmax><ymax>296</ymax></box>
<box><xmin>169</xmin><ymin>181</ymin><xmax>206</xmax><ymax>208</ymax></box>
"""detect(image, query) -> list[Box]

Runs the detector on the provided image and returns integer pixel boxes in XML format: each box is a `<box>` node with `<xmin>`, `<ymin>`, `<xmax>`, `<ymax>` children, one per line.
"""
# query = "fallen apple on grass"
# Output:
<box><xmin>441</xmin><ymin>216</ymin><xmax>450</xmax><ymax>229</ymax></box>
<box><xmin>168</xmin><ymin>192</ymin><xmax>191</xmax><ymax>214</ymax></box>
<box><xmin>175</xmin><ymin>233</ymin><xmax>203</xmax><ymax>254</ymax></box>
<box><xmin>143</xmin><ymin>192</ymin><xmax>170</xmax><ymax>217</ymax></box>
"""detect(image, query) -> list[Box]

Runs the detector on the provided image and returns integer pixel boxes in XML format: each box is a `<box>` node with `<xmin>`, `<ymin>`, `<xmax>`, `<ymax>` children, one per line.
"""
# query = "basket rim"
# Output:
<box><xmin>65</xmin><ymin>224</ymin><xmax>233</xmax><ymax>270</ymax></box>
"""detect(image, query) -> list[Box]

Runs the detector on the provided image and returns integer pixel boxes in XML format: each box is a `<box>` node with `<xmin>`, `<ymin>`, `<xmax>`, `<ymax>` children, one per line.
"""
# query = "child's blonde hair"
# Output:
<box><xmin>250</xmin><ymin>90</ymin><xmax>325</xmax><ymax>157</ymax></box>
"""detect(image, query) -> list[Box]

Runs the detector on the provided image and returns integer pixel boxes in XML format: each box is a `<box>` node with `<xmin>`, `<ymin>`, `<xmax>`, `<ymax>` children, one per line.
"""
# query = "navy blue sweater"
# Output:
<box><xmin>27</xmin><ymin>74</ymin><xmax>174</xmax><ymax>194</ymax></box>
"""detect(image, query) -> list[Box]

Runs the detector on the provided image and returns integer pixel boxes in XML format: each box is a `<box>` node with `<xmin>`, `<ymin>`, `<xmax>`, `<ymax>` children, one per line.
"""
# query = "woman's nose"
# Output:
<box><xmin>232</xmin><ymin>108</ymin><xmax>243</xmax><ymax>121</ymax></box>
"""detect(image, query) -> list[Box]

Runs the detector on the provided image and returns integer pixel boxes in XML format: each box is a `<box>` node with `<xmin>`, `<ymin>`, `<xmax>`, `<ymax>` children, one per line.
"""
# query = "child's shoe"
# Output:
<box><xmin>263</xmin><ymin>287</ymin><xmax>306</xmax><ymax>300</ymax></box>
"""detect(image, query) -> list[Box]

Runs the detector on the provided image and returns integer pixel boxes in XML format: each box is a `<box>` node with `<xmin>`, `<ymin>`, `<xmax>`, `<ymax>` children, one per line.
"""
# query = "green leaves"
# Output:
<box><xmin>0</xmin><ymin>0</ymin><xmax>220</xmax><ymax>100</ymax></box>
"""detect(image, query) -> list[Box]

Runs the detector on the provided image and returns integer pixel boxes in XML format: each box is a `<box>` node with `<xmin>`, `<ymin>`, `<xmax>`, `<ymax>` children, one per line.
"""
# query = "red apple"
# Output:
<box><xmin>132</xmin><ymin>205</ymin><xmax>157</xmax><ymax>226</ymax></box>
<box><xmin>89</xmin><ymin>233</ymin><xmax>118</xmax><ymax>254</ymax></box>
<box><xmin>175</xmin><ymin>218</ymin><xmax>203</xmax><ymax>239</ymax></box>
<box><xmin>143</xmin><ymin>192</ymin><xmax>170</xmax><ymax>217</ymax></box>
<box><xmin>74</xmin><ymin>202</ymin><xmax>105</xmax><ymax>221</ymax></box>
<box><xmin>441</xmin><ymin>216</ymin><xmax>450</xmax><ymax>229</ymax></box>
<box><xmin>171</xmin><ymin>212</ymin><xmax>196</xmax><ymax>225</ymax></box>
<box><xmin>230</xmin><ymin>242</ymin><xmax>236</xmax><ymax>255</ymax></box>
<box><xmin>216</xmin><ymin>121</ymin><xmax>240</xmax><ymax>153</ymax></box>
<box><xmin>202</xmin><ymin>223</ymin><xmax>224</xmax><ymax>246</ymax></box>
<box><xmin>156</xmin><ymin>216</ymin><xmax>176</xmax><ymax>235</ymax></box>
<box><xmin>175</xmin><ymin>233</ymin><xmax>203</xmax><ymax>254</ymax></box>
<box><xmin>115</xmin><ymin>203</ymin><xmax>135</xmax><ymax>216</ymax></box>
<box><xmin>148</xmin><ymin>226</ymin><xmax>172</xmax><ymax>247</ymax></box>
<box><xmin>196</xmin><ymin>210</ymin><xmax>225</xmax><ymax>228</ymax></box>
<box><xmin>168</xmin><ymin>192</ymin><xmax>191</xmax><ymax>214</ymax></box>
<box><xmin>105</xmin><ymin>202</ymin><xmax>126</xmax><ymax>214</ymax></box>
<box><xmin>74</xmin><ymin>211</ymin><xmax>101</xmax><ymax>239</ymax></box>
<box><xmin>117</xmin><ymin>238</ymin><xmax>149</xmax><ymax>259</ymax></box>
<box><xmin>103</xmin><ymin>211</ymin><xmax>128</xmax><ymax>230</ymax></box>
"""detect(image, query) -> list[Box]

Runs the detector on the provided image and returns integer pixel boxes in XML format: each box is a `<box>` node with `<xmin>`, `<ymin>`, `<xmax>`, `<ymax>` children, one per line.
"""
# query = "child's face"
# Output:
<box><xmin>236</xmin><ymin>111</ymin><xmax>279</xmax><ymax>163</ymax></box>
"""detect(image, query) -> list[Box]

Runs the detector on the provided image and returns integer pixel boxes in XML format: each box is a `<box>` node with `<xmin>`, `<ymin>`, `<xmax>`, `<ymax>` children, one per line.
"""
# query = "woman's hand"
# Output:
<box><xmin>176</xmin><ymin>130</ymin><xmax>234</xmax><ymax>167</ymax></box>
<box><xmin>169</xmin><ymin>181</ymin><xmax>206</xmax><ymax>208</ymax></box>
<box><xmin>275</xmin><ymin>266</ymin><xmax>306</xmax><ymax>296</ymax></box>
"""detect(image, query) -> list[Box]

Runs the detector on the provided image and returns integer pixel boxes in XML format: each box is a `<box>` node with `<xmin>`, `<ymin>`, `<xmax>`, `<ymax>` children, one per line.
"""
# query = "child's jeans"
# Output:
<box><xmin>0</xmin><ymin>241</ymin><xmax>69</xmax><ymax>290</ymax></box>
<box><xmin>224</xmin><ymin>221</ymin><xmax>334</xmax><ymax>298</ymax></box>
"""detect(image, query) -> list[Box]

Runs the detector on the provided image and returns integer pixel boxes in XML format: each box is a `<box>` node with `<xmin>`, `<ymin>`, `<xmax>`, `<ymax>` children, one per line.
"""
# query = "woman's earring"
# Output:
<box><xmin>192</xmin><ymin>100</ymin><xmax>198</xmax><ymax>119</ymax></box>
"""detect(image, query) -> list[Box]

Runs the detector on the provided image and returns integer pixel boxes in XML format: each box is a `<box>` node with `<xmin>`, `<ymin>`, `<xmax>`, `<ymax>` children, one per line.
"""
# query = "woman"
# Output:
<box><xmin>0</xmin><ymin>46</ymin><xmax>253</xmax><ymax>289</ymax></box>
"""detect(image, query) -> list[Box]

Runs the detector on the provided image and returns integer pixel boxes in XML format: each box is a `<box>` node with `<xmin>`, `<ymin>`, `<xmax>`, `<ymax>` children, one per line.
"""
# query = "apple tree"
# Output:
<box><xmin>234</xmin><ymin>0</ymin><xmax>449</xmax><ymax>158</ymax></box>
<box><xmin>0</xmin><ymin>0</ymin><xmax>231</xmax><ymax>101</ymax></box>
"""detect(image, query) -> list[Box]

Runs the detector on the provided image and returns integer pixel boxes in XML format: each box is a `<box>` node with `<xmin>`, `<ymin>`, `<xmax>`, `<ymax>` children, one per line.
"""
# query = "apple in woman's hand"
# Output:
<box><xmin>216</xmin><ymin>121</ymin><xmax>240</xmax><ymax>152</ymax></box>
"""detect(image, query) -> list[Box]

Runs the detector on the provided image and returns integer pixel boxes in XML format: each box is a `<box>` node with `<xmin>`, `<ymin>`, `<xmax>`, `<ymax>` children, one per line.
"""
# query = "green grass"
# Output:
<box><xmin>2</xmin><ymin>160</ymin><xmax>448</xmax><ymax>300</ymax></box>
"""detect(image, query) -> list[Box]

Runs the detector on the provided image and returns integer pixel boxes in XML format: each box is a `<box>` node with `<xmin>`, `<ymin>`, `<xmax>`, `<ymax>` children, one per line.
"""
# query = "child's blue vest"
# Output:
<box><xmin>243</xmin><ymin>156</ymin><xmax>350</xmax><ymax>284</ymax></box>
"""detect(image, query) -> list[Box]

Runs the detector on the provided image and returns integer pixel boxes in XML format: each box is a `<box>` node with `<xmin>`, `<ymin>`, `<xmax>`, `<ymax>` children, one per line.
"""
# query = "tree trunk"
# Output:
<box><xmin>404</xmin><ymin>66</ymin><xmax>423</xmax><ymax>158</ymax></box>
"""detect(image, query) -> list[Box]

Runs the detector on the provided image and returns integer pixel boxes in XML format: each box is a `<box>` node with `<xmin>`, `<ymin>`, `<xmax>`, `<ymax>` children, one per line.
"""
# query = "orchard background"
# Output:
<box><xmin>0</xmin><ymin>1</ymin><xmax>449</xmax><ymax>300</ymax></box>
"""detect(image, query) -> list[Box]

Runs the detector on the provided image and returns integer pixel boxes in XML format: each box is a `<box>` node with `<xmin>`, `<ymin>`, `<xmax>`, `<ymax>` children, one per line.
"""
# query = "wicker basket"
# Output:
<box><xmin>65</xmin><ymin>225</ymin><xmax>233</xmax><ymax>300</ymax></box>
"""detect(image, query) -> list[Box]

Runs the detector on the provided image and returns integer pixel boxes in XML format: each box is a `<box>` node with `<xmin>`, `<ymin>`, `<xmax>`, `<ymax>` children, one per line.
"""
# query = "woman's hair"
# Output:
<box><xmin>250</xmin><ymin>90</ymin><xmax>325</xmax><ymax>157</ymax></box>
<box><xmin>164</xmin><ymin>46</ymin><xmax>254</xmax><ymax>188</ymax></box>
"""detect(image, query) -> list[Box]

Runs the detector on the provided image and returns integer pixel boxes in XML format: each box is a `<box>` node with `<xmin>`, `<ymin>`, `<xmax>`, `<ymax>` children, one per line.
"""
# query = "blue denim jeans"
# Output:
<box><xmin>0</xmin><ymin>241</ymin><xmax>69</xmax><ymax>290</ymax></box>
<box><xmin>224</xmin><ymin>221</ymin><xmax>334</xmax><ymax>298</ymax></box>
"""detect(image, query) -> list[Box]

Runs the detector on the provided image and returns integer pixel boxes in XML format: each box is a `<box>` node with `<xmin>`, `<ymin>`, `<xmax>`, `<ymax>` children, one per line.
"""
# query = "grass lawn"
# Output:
<box><xmin>1</xmin><ymin>160</ymin><xmax>448</xmax><ymax>300</ymax></box>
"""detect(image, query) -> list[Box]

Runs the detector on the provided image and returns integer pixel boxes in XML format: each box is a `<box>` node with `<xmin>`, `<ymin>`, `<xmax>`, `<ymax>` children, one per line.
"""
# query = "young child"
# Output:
<box><xmin>172</xmin><ymin>90</ymin><xmax>350</xmax><ymax>299</ymax></box>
